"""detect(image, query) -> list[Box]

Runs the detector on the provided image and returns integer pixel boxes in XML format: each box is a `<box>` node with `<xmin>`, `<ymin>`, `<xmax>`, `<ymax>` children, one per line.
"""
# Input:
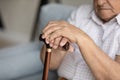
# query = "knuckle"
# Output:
<box><xmin>64</xmin><ymin>38</ymin><xmax>68</xmax><ymax>41</ymax></box>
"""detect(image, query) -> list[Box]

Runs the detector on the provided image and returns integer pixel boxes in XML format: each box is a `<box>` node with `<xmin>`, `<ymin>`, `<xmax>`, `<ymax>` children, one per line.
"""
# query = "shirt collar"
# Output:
<box><xmin>116</xmin><ymin>14</ymin><xmax>120</xmax><ymax>26</ymax></box>
<box><xmin>91</xmin><ymin>11</ymin><xmax>103</xmax><ymax>26</ymax></box>
<box><xmin>91</xmin><ymin>11</ymin><xmax>120</xmax><ymax>27</ymax></box>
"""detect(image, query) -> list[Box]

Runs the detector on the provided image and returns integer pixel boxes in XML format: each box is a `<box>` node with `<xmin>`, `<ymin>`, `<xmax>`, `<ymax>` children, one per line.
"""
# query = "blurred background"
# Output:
<box><xmin>0</xmin><ymin>0</ymin><xmax>92</xmax><ymax>49</ymax></box>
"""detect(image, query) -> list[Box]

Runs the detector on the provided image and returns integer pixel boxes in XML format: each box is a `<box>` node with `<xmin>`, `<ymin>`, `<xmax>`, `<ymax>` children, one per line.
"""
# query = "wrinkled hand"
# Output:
<box><xmin>42</xmin><ymin>20</ymin><xmax>85</xmax><ymax>50</ymax></box>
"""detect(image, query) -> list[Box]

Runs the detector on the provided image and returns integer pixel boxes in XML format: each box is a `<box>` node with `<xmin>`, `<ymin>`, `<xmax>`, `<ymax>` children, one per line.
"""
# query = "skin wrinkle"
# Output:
<box><xmin>94</xmin><ymin>0</ymin><xmax>120</xmax><ymax>22</ymax></box>
<box><xmin>106</xmin><ymin>0</ymin><xmax>114</xmax><ymax>11</ymax></box>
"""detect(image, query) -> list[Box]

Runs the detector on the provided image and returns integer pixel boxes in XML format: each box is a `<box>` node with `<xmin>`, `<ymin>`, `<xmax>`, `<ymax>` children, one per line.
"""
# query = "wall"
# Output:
<box><xmin>0</xmin><ymin>0</ymin><xmax>39</xmax><ymax>48</ymax></box>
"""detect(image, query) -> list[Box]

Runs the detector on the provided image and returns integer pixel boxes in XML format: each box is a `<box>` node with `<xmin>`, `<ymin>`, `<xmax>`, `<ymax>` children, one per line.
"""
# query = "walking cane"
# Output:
<box><xmin>39</xmin><ymin>34</ymin><xmax>69</xmax><ymax>80</ymax></box>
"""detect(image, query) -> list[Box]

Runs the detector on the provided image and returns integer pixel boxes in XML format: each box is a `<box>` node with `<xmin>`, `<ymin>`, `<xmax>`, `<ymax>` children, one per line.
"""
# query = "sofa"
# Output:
<box><xmin>0</xmin><ymin>3</ymin><xmax>76</xmax><ymax>80</ymax></box>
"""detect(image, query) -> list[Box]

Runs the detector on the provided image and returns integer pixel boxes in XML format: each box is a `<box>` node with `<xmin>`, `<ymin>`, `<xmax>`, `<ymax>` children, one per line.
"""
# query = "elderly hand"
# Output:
<box><xmin>42</xmin><ymin>20</ymin><xmax>87</xmax><ymax>50</ymax></box>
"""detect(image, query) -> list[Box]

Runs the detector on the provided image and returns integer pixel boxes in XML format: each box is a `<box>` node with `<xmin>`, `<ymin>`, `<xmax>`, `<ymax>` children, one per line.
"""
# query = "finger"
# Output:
<box><xmin>45</xmin><ymin>34</ymin><xmax>54</xmax><ymax>47</ymax></box>
<box><xmin>53</xmin><ymin>37</ymin><xmax>62</xmax><ymax>49</ymax></box>
<box><xmin>45</xmin><ymin>35</ymin><xmax>50</xmax><ymax>44</ymax></box>
<box><xmin>60</xmin><ymin>37</ymin><xmax>68</xmax><ymax>47</ymax></box>
<box><xmin>60</xmin><ymin>38</ymin><xmax>74</xmax><ymax>52</ymax></box>
<box><xmin>42</xmin><ymin>25</ymin><xmax>61</xmax><ymax>39</ymax></box>
<box><xmin>49</xmin><ymin>29</ymin><xmax>62</xmax><ymax>42</ymax></box>
<box><xmin>43</xmin><ymin>21</ymin><xmax>59</xmax><ymax>32</ymax></box>
<box><xmin>48</xmin><ymin>37</ymin><xmax>54</xmax><ymax>47</ymax></box>
<box><xmin>68</xmin><ymin>45</ymin><xmax>74</xmax><ymax>52</ymax></box>
<box><xmin>43</xmin><ymin>23</ymin><xmax>56</xmax><ymax>32</ymax></box>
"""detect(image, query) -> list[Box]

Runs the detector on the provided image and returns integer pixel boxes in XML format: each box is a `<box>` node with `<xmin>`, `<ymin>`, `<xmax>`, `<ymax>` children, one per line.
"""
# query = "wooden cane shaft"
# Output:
<box><xmin>42</xmin><ymin>48</ymin><xmax>52</xmax><ymax>80</ymax></box>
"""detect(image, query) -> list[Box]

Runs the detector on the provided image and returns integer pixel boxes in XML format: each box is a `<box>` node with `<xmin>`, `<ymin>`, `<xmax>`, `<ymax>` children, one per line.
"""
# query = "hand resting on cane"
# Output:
<box><xmin>40</xmin><ymin>34</ymin><xmax>74</xmax><ymax>70</ymax></box>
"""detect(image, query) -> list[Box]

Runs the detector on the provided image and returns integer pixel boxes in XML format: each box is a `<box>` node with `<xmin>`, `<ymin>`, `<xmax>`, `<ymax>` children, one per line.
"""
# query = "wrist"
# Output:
<box><xmin>76</xmin><ymin>33</ymin><xmax>94</xmax><ymax>47</ymax></box>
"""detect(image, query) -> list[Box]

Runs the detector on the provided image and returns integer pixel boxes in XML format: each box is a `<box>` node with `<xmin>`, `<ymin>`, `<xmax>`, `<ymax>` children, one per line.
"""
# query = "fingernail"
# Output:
<box><xmin>50</xmin><ymin>44</ymin><xmax>53</xmax><ymax>47</ymax></box>
<box><xmin>42</xmin><ymin>35</ymin><xmax>45</xmax><ymax>39</ymax></box>
<box><xmin>60</xmin><ymin>42</ymin><xmax>64</xmax><ymax>46</ymax></box>
<box><xmin>46</xmin><ymin>40</ymin><xmax>49</xmax><ymax>44</ymax></box>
